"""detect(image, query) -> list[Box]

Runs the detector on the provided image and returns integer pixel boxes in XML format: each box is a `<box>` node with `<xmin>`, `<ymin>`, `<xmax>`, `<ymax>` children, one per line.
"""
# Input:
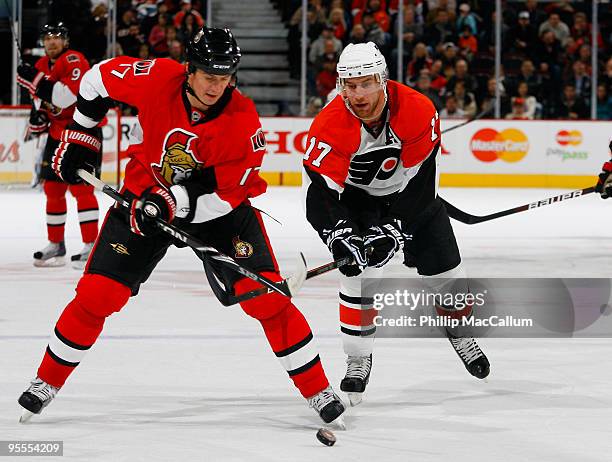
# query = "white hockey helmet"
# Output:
<box><xmin>336</xmin><ymin>42</ymin><xmax>388</xmax><ymax>84</ymax></box>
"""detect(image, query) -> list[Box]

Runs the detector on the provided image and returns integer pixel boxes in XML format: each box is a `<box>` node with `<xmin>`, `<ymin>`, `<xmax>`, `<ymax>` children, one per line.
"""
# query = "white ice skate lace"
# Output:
<box><xmin>450</xmin><ymin>337</ymin><xmax>484</xmax><ymax>364</ymax></box>
<box><xmin>345</xmin><ymin>356</ymin><xmax>371</xmax><ymax>381</ymax></box>
<box><xmin>27</xmin><ymin>377</ymin><xmax>59</xmax><ymax>403</ymax></box>
<box><xmin>308</xmin><ymin>386</ymin><xmax>336</xmax><ymax>411</ymax></box>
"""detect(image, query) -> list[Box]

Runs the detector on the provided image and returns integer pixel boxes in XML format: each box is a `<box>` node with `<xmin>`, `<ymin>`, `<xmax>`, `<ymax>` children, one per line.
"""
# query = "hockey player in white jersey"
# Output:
<box><xmin>303</xmin><ymin>42</ymin><xmax>490</xmax><ymax>406</ymax></box>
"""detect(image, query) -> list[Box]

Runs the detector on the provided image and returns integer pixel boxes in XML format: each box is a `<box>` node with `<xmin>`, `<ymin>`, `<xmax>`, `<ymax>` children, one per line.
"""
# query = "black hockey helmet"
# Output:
<box><xmin>40</xmin><ymin>22</ymin><xmax>69</xmax><ymax>40</ymax></box>
<box><xmin>186</xmin><ymin>27</ymin><xmax>241</xmax><ymax>75</ymax></box>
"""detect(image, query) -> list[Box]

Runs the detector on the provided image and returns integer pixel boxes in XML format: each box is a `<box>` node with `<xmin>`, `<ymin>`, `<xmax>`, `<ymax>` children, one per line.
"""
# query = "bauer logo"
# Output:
<box><xmin>556</xmin><ymin>130</ymin><xmax>582</xmax><ymax>146</ymax></box>
<box><xmin>470</xmin><ymin>128</ymin><xmax>529</xmax><ymax>163</ymax></box>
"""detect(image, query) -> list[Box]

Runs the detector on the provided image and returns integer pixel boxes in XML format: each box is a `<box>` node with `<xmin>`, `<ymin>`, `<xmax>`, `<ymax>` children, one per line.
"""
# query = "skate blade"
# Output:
<box><xmin>33</xmin><ymin>256</ymin><xmax>66</xmax><ymax>268</ymax></box>
<box><xmin>327</xmin><ymin>414</ymin><xmax>346</xmax><ymax>431</ymax></box>
<box><xmin>19</xmin><ymin>410</ymin><xmax>35</xmax><ymax>424</ymax></box>
<box><xmin>347</xmin><ymin>392</ymin><xmax>363</xmax><ymax>407</ymax></box>
<box><xmin>71</xmin><ymin>259</ymin><xmax>86</xmax><ymax>271</ymax></box>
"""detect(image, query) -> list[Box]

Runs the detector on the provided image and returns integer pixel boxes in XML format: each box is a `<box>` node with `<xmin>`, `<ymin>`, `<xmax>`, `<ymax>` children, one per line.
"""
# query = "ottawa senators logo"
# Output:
<box><xmin>250</xmin><ymin>128</ymin><xmax>266</xmax><ymax>152</ymax></box>
<box><xmin>233</xmin><ymin>236</ymin><xmax>253</xmax><ymax>258</ymax></box>
<box><xmin>152</xmin><ymin>129</ymin><xmax>201</xmax><ymax>185</ymax></box>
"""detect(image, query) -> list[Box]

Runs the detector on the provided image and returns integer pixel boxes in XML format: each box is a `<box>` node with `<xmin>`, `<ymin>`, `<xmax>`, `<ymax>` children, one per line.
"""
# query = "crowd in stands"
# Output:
<box><xmin>282</xmin><ymin>0</ymin><xmax>612</xmax><ymax>120</ymax></box>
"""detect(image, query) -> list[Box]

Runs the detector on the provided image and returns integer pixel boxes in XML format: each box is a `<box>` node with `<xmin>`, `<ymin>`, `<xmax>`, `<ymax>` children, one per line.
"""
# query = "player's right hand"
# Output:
<box><xmin>324</xmin><ymin>220</ymin><xmax>368</xmax><ymax>277</ymax></box>
<box><xmin>595</xmin><ymin>142</ymin><xmax>612</xmax><ymax>199</ymax></box>
<box><xmin>129</xmin><ymin>186</ymin><xmax>177</xmax><ymax>236</ymax></box>
<box><xmin>52</xmin><ymin>123</ymin><xmax>102</xmax><ymax>184</ymax></box>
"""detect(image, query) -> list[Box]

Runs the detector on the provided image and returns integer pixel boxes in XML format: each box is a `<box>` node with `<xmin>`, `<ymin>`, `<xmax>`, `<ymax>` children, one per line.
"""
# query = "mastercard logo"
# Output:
<box><xmin>470</xmin><ymin>128</ymin><xmax>529</xmax><ymax>163</ymax></box>
<box><xmin>556</xmin><ymin>130</ymin><xmax>582</xmax><ymax>146</ymax></box>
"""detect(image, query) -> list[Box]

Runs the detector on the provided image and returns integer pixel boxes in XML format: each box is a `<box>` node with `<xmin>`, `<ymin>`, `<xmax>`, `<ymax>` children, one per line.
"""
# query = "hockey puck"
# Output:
<box><xmin>316</xmin><ymin>428</ymin><xmax>336</xmax><ymax>447</ymax></box>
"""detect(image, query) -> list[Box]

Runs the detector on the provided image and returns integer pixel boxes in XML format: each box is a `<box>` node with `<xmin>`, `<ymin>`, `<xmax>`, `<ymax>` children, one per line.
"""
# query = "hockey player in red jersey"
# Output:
<box><xmin>16</xmin><ymin>23</ymin><xmax>101</xmax><ymax>269</ymax></box>
<box><xmin>18</xmin><ymin>27</ymin><xmax>345</xmax><ymax>426</ymax></box>
<box><xmin>595</xmin><ymin>140</ymin><xmax>612</xmax><ymax>199</ymax></box>
<box><xmin>303</xmin><ymin>42</ymin><xmax>490</xmax><ymax>406</ymax></box>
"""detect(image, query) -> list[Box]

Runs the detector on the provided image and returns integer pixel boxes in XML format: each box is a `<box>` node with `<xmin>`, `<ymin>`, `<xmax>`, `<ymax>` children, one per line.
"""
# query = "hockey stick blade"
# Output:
<box><xmin>77</xmin><ymin>169</ymin><xmax>293</xmax><ymax>298</ymax></box>
<box><xmin>228</xmin><ymin>255</ymin><xmax>352</xmax><ymax>305</ymax></box>
<box><xmin>441</xmin><ymin>186</ymin><xmax>596</xmax><ymax>225</ymax></box>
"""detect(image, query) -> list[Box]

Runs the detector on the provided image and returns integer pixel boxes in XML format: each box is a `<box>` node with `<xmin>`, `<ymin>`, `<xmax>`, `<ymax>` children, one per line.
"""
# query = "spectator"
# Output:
<box><xmin>348</xmin><ymin>23</ymin><xmax>368</xmax><ymax>44</ymax></box>
<box><xmin>480</xmin><ymin>77</ymin><xmax>509</xmax><ymax>116</ymax></box>
<box><xmin>603</xmin><ymin>58</ymin><xmax>612</xmax><ymax>96</ymax></box>
<box><xmin>168</xmin><ymin>39</ymin><xmax>184</xmax><ymax>63</ymax></box>
<box><xmin>514</xmin><ymin>81</ymin><xmax>538</xmax><ymax>119</ymax></box>
<box><xmin>306</xmin><ymin>96</ymin><xmax>324</xmax><ymax>116</ymax></box>
<box><xmin>406</xmin><ymin>42</ymin><xmax>432</xmax><ymax>84</ymax></box>
<box><xmin>148</xmin><ymin>13</ymin><xmax>170</xmax><ymax>56</ymax></box>
<box><xmin>173</xmin><ymin>0</ymin><xmax>204</xmax><ymax>28</ymax></box>
<box><xmin>316</xmin><ymin>55</ymin><xmax>338</xmax><ymax>99</ymax></box>
<box><xmin>575</xmin><ymin>44</ymin><xmax>592</xmax><ymax>75</ymax></box>
<box><xmin>509</xmin><ymin>11</ymin><xmax>537</xmax><ymax>57</ymax></box>
<box><xmin>415</xmin><ymin>73</ymin><xmax>442</xmax><ymax>109</ymax></box>
<box><xmin>513</xmin><ymin>59</ymin><xmax>540</xmax><ymax>99</ymax></box>
<box><xmin>361</xmin><ymin>12</ymin><xmax>386</xmax><ymax>48</ymax></box>
<box><xmin>390</xmin><ymin>5</ymin><xmax>422</xmax><ymax>79</ymax></box>
<box><xmin>440</xmin><ymin>94</ymin><xmax>465</xmax><ymax>119</ymax></box>
<box><xmin>567</xmin><ymin>60</ymin><xmax>591</xmax><ymax>103</ymax></box>
<box><xmin>453</xmin><ymin>81</ymin><xmax>476</xmax><ymax>117</ymax></box>
<box><xmin>505</xmin><ymin>97</ymin><xmax>529</xmax><ymax>119</ymax></box>
<box><xmin>429</xmin><ymin>59</ymin><xmax>448</xmax><ymax>93</ymax></box>
<box><xmin>440</xmin><ymin>42</ymin><xmax>458</xmax><ymax>71</ymax></box>
<box><xmin>121</xmin><ymin>23</ymin><xmax>145</xmax><ymax>57</ymax></box>
<box><xmin>424</xmin><ymin>9</ymin><xmax>455</xmax><ymax>51</ymax></box>
<box><xmin>117</xmin><ymin>9</ymin><xmax>136</xmax><ymax>48</ymax></box>
<box><xmin>329</xmin><ymin>8</ymin><xmax>348</xmax><ymax>42</ymax></box>
<box><xmin>458</xmin><ymin>25</ymin><xmax>477</xmax><ymax>60</ymax></box>
<box><xmin>288</xmin><ymin>4</ymin><xmax>326</xmax><ymax>78</ymax></box>
<box><xmin>309</xmin><ymin>25</ymin><xmax>343</xmax><ymax>65</ymax></box>
<box><xmin>538</xmin><ymin>13</ymin><xmax>570</xmax><ymax>47</ymax></box>
<box><xmin>523</xmin><ymin>0</ymin><xmax>547</xmax><ymax>28</ymax></box>
<box><xmin>137</xmin><ymin>43</ymin><xmax>151</xmax><ymax>60</ymax></box>
<box><xmin>534</xmin><ymin>31</ymin><xmax>562</xmax><ymax>79</ymax></box>
<box><xmin>179</xmin><ymin>13</ymin><xmax>198</xmax><ymax>42</ymax></box>
<box><xmin>445</xmin><ymin>58</ymin><xmax>476</xmax><ymax>94</ymax></box>
<box><xmin>354</xmin><ymin>0</ymin><xmax>391</xmax><ymax>33</ymax></box>
<box><xmin>557</xmin><ymin>84</ymin><xmax>588</xmax><ymax>119</ymax></box>
<box><xmin>596</xmin><ymin>84</ymin><xmax>612</xmax><ymax>120</ymax></box>
<box><xmin>426</xmin><ymin>0</ymin><xmax>456</xmax><ymax>24</ymax></box>
<box><xmin>456</xmin><ymin>3</ymin><xmax>477</xmax><ymax>35</ymax></box>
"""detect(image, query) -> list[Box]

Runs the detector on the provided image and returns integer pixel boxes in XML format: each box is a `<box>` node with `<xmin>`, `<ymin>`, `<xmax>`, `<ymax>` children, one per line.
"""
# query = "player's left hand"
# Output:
<box><xmin>363</xmin><ymin>218</ymin><xmax>407</xmax><ymax>268</ymax></box>
<box><xmin>130</xmin><ymin>186</ymin><xmax>177</xmax><ymax>236</ymax></box>
<box><xmin>595</xmin><ymin>142</ymin><xmax>612</xmax><ymax>199</ymax></box>
<box><xmin>16</xmin><ymin>63</ymin><xmax>45</xmax><ymax>96</ymax></box>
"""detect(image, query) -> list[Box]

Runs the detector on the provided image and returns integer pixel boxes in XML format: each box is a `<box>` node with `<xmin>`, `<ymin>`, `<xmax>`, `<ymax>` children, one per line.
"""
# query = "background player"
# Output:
<box><xmin>16</xmin><ymin>22</ymin><xmax>101</xmax><ymax>269</ymax></box>
<box><xmin>595</xmin><ymin>141</ymin><xmax>612</xmax><ymax>199</ymax></box>
<box><xmin>302</xmin><ymin>42</ymin><xmax>490</xmax><ymax>406</ymax></box>
<box><xmin>17</xmin><ymin>27</ymin><xmax>345</xmax><ymax>427</ymax></box>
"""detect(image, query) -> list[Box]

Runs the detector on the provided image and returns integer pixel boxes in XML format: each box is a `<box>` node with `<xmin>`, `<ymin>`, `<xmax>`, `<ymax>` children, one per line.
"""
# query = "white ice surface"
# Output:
<box><xmin>1</xmin><ymin>186</ymin><xmax>611</xmax><ymax>461</ymax></box>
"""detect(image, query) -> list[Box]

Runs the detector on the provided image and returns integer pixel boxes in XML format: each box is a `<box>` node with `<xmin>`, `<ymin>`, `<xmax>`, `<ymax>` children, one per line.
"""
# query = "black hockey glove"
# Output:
<box><xmin>52</xmin><ymin>123</ymin><xmax>102</xmax><ymax>184</ymax></box>
<box><xmin>129</xmin><ymin>186</ymin><xmax>177</xmax><ymax>237</ymax></box>
<box><xmin>324</xmin><ymin>220</ymin><xmax>368</xmax><ymax>277</ymax></box>
<box><xmin>16</xmin><ymin>63</ymin><xmax>45</xmax><ymax>96</ymax></box>
<box><xmin>25</xmin><ymin>109</ymin><xmax>49</xmax><ymax>141</ymax></box>
<box><xmin>595</xmin><ymin>142</ymin><xmax>612</xmax><ymax>199</ymax></box>
<box><xmin>363</xmin><ymin>218</ymin><xmax>407</xmax><ymax>268</ymax></box>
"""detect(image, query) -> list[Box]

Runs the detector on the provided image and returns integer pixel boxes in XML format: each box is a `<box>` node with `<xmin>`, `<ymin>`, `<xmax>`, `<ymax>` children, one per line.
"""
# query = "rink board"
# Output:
<box><xmin>1</xmin><ymin>110</ymin><xmax>608</xmax><ymax>187</ymax></box>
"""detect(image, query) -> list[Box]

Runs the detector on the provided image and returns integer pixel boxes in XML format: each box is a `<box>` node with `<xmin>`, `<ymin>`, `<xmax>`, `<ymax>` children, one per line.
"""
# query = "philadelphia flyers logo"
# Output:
<box><xmin>347</xmin><ymin>146</ymin><xmax>401</xmax><ymax>185</ymax></box>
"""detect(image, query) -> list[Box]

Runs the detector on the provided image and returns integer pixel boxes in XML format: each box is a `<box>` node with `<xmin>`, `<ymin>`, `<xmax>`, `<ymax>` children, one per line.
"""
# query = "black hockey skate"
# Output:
<box><xmin>71</xmin><ymin>242</ymin><xmax>94</xmax><ymax>270</ymax></box>
<box><xmin>308</xmin><ymin>386</ymin><xmax>346</xmax><ymax>428</ymax></box>
<box><xmin>18</xmin><ymin>377</ymin><xmax>60</xmax><ymax>423</ymax></box>
<box><xmin>33</xmin><ymin>241</ymin><xmax>66</xmax><ymax>267</ymax></box>
<box><xmin>340</xmin><ymin>354</ymin><xmax>372</xmax><ymax>406</ymax></box>
<box><xmin>448</xmin><ymin>335</ymin><xmax>490</xmax><ymax>379</ymax></box>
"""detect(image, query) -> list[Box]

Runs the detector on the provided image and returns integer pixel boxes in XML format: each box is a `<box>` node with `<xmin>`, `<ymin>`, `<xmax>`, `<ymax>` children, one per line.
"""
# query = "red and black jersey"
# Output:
<box><xmin>75</xmin><ymin>56</ymin><xmax>267</xmax><ymax>222</ymax></box>
<box><xmin>303</xmin><ymin>80</ymin><xmax>441</xmax><ymax>238</ymax></box>
<box><xmin>35</xmin><ymin>49</ymin><xmax>90</xmax><ymax>140</ymax></box>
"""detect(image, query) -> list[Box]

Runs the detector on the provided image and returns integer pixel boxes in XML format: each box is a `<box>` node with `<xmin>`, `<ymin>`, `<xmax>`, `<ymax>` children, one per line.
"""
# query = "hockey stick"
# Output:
<box><xmin>3</xmin><ymin>0</ymin><xmax>23</xmax><ymax>62</ymax></box>
<box><xmin>441</xmin><ymin>186</ymin><xmax>596</xmax><ymax>225</ymax></box>
<box><xmin>227</xmin><ymin>255</ymin><xmax>353</xmax><ymax>304</ymax></box>
<box><xmin>77</xmin><ymin>169</ymin><xmax>307</xmax><ymax>298</ymax></box>
<box><xmin>440</xmin><ymin>106</ymin><xmax>494</xmax><ymax>135</ymax></box>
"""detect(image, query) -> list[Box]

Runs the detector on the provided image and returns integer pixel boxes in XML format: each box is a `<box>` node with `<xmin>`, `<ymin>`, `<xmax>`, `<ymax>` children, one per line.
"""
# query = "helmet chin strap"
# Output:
<box><xmin>185</xmin><ymin>81</ymin><xmax>212</xmax><ymax>109</ymax></box>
